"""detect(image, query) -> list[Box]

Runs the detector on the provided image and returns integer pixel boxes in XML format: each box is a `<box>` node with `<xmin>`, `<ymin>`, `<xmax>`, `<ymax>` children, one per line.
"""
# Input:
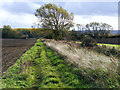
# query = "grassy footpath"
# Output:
<box><xmin>2</xmin><ymin>39</ymin><xmax>120</xmax><ymax>88</ymax></box>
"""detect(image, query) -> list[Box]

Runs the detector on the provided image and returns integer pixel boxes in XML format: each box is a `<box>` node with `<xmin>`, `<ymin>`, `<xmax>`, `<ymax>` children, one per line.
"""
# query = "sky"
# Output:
<box><xmin>0</xmin><ymin>0</ymin><xmax>119</xmax><ymax>30</ymax></box>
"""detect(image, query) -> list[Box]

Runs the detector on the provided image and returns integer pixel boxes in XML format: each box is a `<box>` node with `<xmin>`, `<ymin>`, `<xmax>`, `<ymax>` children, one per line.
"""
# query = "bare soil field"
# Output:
<box><xmin>2</xmin><ymin>39</ymin><xmax>36</xmax><ymax>72</ymax></box>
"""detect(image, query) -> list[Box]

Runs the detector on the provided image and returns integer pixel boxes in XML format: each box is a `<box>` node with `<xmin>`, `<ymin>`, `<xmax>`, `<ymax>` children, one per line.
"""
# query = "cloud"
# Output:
<box><xmin>63</xmin><ymin>2</ymin><xmax>118</xmax><ymax>16</ymax></box>
<box><xmin>0</xmin><ymin>1</ymin><xmax>40</xmax><ymax>28</ymax></box>
<box><xmin>1</xmin><ymin>2</ymin><xmax>41</xmax><ymax>15</ymax></box>
<box><xmin>0</xmin><ymin>12</ymin><xmax>38</xmax><ymax>28</ymax></box>
<box><xmin>74</xmin><ymin>15</ymin><xmax>118</xmax><ymax>30</ymax></box>
<box><xmin>0</xmin><ymin>1</ymin><xmax>118</xmax><ymax>30</ymax></box>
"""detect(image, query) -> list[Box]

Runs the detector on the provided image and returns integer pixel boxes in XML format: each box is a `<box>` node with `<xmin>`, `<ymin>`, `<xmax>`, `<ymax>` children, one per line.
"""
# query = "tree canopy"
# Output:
<box><xmin>35</xmin><ymin>3</ymin><xmax>74</xmax><ymax>31</ymax></box>
<box><xmin>75</xmin><ymin>22</ymin><xmax>113</xmax><ymax>39</ymax></box>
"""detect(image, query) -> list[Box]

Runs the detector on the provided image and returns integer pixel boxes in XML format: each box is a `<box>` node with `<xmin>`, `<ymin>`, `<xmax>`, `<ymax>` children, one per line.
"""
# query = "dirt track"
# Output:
<box><xmin>2</xmin><ymin>39</ymin><xmax>36</xmax><ymax>72</ymax></box>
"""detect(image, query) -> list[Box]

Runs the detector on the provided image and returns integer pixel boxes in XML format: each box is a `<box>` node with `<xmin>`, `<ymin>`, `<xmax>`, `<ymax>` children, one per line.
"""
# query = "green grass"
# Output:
<box><xmin>76</xmin><ymin>41</ymin><xmax>120</xmax><ymax>50</ymax></box>
<box><xmin>2</xmin><ymin>39</ymin><xmax>120</xmax><ymax>88</ymax></box>
<box><xmin>97</xmin><ymin>43</ymin><xmax>120</xmax><ymax>50</ymax></box>
<box><xmin>2</xmin><ymin>39</ymin><xmax>87</xmax><ymax>88</ymax></box>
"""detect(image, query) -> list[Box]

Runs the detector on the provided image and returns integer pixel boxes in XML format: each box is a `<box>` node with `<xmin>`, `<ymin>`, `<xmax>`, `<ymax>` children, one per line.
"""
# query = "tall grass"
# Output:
<box><xmin>45</xmin><ymin>39</ymin><xmax>120</xmax><ymax>88</ymax></box>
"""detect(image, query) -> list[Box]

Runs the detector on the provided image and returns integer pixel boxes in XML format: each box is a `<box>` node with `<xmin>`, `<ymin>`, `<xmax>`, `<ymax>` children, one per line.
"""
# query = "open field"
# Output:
<box><xmin>2</xmin><ymin>39</ymin><xmax>120</xmax><ymax>88</ymax></box>
<box><xmin>97</xmin><ymin>43</ymin><xmax>120</xmax><ymax>50</ymax></box>
<box><xmin>2</xmin><ymin>39</ymin><xmax>36</xmax><ymax>72</ymax></box>
<box><xmin>3</xmin><ymin>38</ymin><xmax>119</xmax><ymax>73</ymax></box>
<box><xmin>76</xmin><ymin>41</ymin><xmax>120</xmax><ymax>51</ymax></box>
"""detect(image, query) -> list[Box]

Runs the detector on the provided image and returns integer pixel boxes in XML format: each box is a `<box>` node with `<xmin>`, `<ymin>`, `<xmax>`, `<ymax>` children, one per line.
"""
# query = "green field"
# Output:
<box><xmin>76</xmin><ymin>41</ymin><xmax>120</xmax><ymax>50</ymax></box>
<box><xmin>97</xmin><ymin>43</ymin><xmax>120</xmax><ymax>50</ymax></box>
<box><xmin>2</xmin><ymin>39</ymin><xmax>120</xmax><ymax>88</ymax></box>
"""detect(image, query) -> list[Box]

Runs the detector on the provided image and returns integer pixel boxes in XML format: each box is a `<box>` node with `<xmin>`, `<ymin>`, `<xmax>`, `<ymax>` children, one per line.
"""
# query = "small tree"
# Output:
<box><xmin>35</xmin><ymin>3</ymin><xmax>74</xmax><ymax>40</ymax></box>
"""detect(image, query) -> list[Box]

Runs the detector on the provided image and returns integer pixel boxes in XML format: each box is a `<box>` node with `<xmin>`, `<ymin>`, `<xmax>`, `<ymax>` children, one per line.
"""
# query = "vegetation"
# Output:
<box><xmin>2</xmin><ymin>3</ymin><xmax>118</xmax><ymax>41</ymax></box>
<box><xmin>77</xmin><ymin>41</ymin><xmax>120</xmax><ymax>51</ymax></box>
<box><xmin>81</xmin><ymin>37</ymin><xmax>97</xmax><ymax>47</ymax></box>
<box><xmin>2</xmin><ymin>2</ymin><xmax>120</xmax><ymax>89</ymax></box>
<box><xmin>35</xmin><ymin>3</ymin><xmax>74</xmax><ymax>40</ymax></box>
<box><xmin>2</xmin><ymin>39</ymin><xmax>120</xmax><ymax>88</ymax></box>
<box><xmin>2</xmin><ymin>25</ymin><xmax>18</xmax><ymax>38</ymax></box>
<box><xmin>13</xmin><ymin>28</ymin><xmax>54</xmax><ymax>39</ymax></box>
<box><xmin>2</xmin><ymin>39</ymin><xmax>88</xmax><ymax>88</ymax></box>
<box><xmin>98</xmin><ymin>43</ymin><xmax>120</xmax><ymax>51</ymax></box>
<box><xmin>80</xmin><ymin>39</ymin><xmax>120</xmax><ymax>59</ymax></box>
<box><xmin>76</xmin><ymin>22</ymin><xmax>112</xmax><ymax>39</ymax></box>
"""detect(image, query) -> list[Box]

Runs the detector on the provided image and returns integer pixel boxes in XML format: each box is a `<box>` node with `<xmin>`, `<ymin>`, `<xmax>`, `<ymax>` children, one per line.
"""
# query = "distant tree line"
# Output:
<box><xmin>2</xmin><ymin>25</ymin><xmax>55</xmax><ymax>39</ymax></box>
<box><xmin>2</xmin><ymin>24</ymin><xmax>114</xmax><ymax>41</ymax></box>
<box><xmin>76</xmin><ymin>22</ymin><xmax>113</xmax><ymax>39</ymax></box>
<box><xmin>1</xmin><ymin>25</ymin><xmax>77</xmax><ymax>40</ymax></box>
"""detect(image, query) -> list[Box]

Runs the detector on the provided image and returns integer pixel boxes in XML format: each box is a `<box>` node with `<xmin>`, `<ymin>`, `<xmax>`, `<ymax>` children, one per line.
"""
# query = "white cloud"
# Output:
<box><xmin>28</xmin><ymin>2</ymin><xmax>41</xmax><ymax>9</ymax></box>
<box><xmin>0</xmin><ymin>1</ymin><xmax>118</xmax><ymax>29</ymax></box>
<box><xmin>0</xmin><ymin>1</ymin><xmax>39</xmax><ymax>28</ymax></box>
<box><xmin>74</xmin><ymin>15</ymin><xmax>118</xmax><ymax>30</ymax></box>
<box><xmin>0</xmin><ymin>12</ymin><xmax>37</xmax><ymax>28</ymax></box>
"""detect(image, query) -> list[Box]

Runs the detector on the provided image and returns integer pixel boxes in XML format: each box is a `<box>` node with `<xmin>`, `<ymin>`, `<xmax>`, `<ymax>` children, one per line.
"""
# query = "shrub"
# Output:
<box><xmin>81</xmin><ymin>37</ymin><xmax>97</xmax><ymax>47</ymax></box>
<box><xmin>2</xmin><ymin>25</ymin><xmax>18</xmax><ymax>38</ymax></box>
<box><xmin>110</xmin><ymin>47</ymin><xmax>118</xmax><ymax>55</ymax></box>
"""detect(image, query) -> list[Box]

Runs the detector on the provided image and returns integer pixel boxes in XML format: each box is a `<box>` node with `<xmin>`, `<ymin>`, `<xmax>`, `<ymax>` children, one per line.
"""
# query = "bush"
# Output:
<box><xmin>81</xmin><ymin>37</ymin><xmax>97</xmax><ymax>47</ymax></box>
<box><xmin>2</xmin><ymin>25</ymin><xmax>18</xmax><ymax>38</ymax></box>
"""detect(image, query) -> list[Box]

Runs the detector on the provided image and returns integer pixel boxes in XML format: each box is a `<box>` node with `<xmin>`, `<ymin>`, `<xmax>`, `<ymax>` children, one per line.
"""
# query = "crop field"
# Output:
<box><xmin>2</xmin><ymin>39</ymin><xmax>36</xmax><ymax>72</ymax></box>
<box><xmin>2</xmin><ymin>39</ymin><xmax>120</xmax><ymax>88</ymax></box>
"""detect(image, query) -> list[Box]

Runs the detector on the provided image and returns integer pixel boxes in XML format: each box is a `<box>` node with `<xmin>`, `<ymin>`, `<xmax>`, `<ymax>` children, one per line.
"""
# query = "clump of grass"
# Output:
<box><xmin>94</xmin><ymin>45</ymin><xmax>120</xmax><ymax>59</ymax></box>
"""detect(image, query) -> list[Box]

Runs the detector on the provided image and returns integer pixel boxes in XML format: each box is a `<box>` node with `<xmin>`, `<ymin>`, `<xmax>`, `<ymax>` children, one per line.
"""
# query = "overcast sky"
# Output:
<box><xmin>0</xmin><ymin>0</ymin><xmax>119</xmax><ymax>30</ymax></box>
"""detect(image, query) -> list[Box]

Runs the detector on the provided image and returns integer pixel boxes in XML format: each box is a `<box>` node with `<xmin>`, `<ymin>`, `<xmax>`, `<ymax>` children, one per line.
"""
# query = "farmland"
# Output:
<box><xmin>2</xmin><ymin>39</ymin><xmax>120</xmax><ymax>88</ymax></box>
<box><xmin>1</xmin><ymin>2</ymin><xmax>120</xmax><ymax>88</ymax></box>
<box><xmin>97</xmin><ymin>43</ymin><xmax>120</xmax><ymax>50</ymax></box>
<box><xmin>2</xmin><ymin>39</ymin><xmax>36</xmax><ymax>72</ymax></box>
<box><xmin>76</xmin><ymin>41</ymin><xmax>120</xmax><ymax>50</ymax></box>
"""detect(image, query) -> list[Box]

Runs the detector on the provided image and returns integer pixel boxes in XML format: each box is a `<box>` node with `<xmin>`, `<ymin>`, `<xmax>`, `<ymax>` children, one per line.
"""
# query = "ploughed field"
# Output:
<box><xmin>2</xmin><ymin>39</ymin><xmax>36</xmax><ymax>72</ymax></box>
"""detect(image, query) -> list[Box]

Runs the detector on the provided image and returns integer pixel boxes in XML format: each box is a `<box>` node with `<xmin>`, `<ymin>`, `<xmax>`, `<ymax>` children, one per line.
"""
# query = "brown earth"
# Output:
<box><xmin>2</xmin><ymin>39</ymin><xmax>36</xmax><ymax>72</ymax></box>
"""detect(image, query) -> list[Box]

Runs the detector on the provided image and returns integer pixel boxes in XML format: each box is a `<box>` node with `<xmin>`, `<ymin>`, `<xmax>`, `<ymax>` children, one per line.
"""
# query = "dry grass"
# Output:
<box><xmin>44</xmin><ymin>39</ymin><xmax>118</xmax><ymax>74</ymax></box>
